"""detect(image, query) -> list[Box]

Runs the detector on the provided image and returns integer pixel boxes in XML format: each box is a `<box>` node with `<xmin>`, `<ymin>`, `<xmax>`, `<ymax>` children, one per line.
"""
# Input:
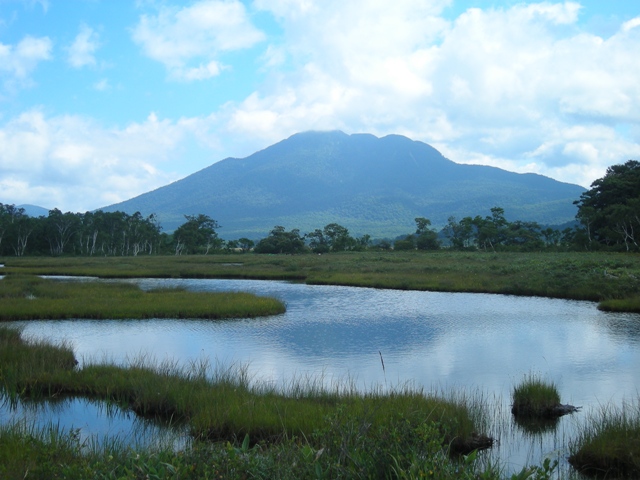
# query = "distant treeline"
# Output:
<box><xmin>1</xmin><ymin>160</ymin><xmax>638</xmax><ymax>256</ymax></box>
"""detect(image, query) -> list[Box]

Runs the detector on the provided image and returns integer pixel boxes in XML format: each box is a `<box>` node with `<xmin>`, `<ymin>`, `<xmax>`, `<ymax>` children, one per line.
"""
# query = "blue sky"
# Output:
<box><xmin>1</xmin><ymin>0</ymin><xmax>639</xmax><ymax>212</ymax></box>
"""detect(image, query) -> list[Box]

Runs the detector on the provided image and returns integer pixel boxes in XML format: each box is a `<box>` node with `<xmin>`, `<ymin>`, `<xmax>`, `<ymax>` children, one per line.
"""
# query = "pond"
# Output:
<box><xmin>4</xmin><ymin>278</ymin><xmax>640</xmax><ymax>475</ymax></box>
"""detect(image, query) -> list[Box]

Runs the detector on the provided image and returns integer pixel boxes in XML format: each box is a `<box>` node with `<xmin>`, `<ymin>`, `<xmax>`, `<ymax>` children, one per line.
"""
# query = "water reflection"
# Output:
<box><xmin>0</xmin><ymin>394</ymin><xmax>190</xmax><ymax>451</ymax></box>
<box><xmin>6</xmin><ymin>278</ymin><xmax>640</xmax><ymax>475</ymax></box>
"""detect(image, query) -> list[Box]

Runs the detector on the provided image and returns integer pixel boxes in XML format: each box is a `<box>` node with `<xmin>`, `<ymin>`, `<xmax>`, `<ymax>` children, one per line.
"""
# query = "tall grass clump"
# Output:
<box><xmin>569</xmin><ymin>400</ymin><xmax>640</xmax><ymax>478</ymax></box>
<box><xmin>511</xmin><ymin>374</ymin><xmax>561</xmax><ymax>418</ymax></box>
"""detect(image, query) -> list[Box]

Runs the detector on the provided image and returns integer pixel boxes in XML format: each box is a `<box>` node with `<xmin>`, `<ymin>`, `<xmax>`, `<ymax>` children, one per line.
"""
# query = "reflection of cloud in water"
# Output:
<box><xmin>11</xmin><ymin>279</ymin><xmax>640</xmax><ymax>403</ymax></box>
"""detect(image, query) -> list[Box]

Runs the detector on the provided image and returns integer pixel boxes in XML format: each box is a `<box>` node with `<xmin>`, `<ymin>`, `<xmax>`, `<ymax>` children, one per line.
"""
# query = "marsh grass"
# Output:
<box><xmin>0</xmin><ymin>326</ymin><xmax>516</xmax><ymax>479</ymax></box>
<box><xmin>0</xmin><ymin>419</ymin><xmax>508</xmax><ymax>480</ymax></box>
<box><xmin>598</xmin><ymin>295</ymin><xmax>640</xmax><ymax>313</ymax></box>
<box><xmin>569</xmin><ymin>400</ymin><xmax>640</xmax><ymax>478</ymax></box>
<box><xmin>0</xmin><ymin>274</ymin><xmax>285</xmax><ymax>320</ymax></box>
<box><xmin>511</xmin><ymin>374</ymin><xmax>561</xmax><ymax>418</ymax></box>
<box><xmin>0</xmin><ymin>326</ymin><xmax>77</xmax><ymax>398</ymax></box>
<box><xmin>3</xmin><ymin>250</ymin><xmax>640</xmax><ymax>309</ymax></box>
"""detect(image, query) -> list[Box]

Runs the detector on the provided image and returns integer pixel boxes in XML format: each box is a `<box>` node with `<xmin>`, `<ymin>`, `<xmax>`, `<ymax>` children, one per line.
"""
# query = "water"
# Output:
<box><xmin>5</xmin><ymin>278</ymin><xmax>640</xmax><ymax>475</ymax></box>
<box><xmin>0</xmin><ymin>396</ymin><xmax>189</xmax><ymax>452</ymax></box>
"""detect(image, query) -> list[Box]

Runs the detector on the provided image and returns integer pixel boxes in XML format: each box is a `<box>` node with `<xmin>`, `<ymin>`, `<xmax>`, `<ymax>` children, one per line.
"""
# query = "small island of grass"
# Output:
<box><xmin>0</xmin><ymin>275</ymin><xmax>286</xmax><ymax>321</ymax></box>
<box><xmin>511</xmin><ymin>373</ymin><xmax>579</xmax><ymax>419</ymax></box>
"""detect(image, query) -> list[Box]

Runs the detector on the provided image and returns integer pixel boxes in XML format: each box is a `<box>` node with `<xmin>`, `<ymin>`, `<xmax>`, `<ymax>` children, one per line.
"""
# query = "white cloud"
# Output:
<box><xmin>621</xmin><ymin>16</ymin><xmax>640</xmax><ymax>33</ymax></box>
<box><xmin>0</xmin><ymin>110</ymin><xmax>218</xmax><ymax>211</ymax></box>
<box><xmin>67</xmin><ymin>24</ymin><xmax>100</xmax><ymax>68</ymax></box>
<box><xmin>132</xmin><ymin>0</ymin><xmax>265</xmax><ymax>80</ymax></box>
<box><xmin>0</xmin><ymin>35</ymin><xmax>52</xmax><ymax>90</ymax></box>
<box><xmin>221</xmin><ymin>1</ymin><xmax>640</xmax><ymax>188</ymax></box>
<box><xmin>93</xmin><ymin>78</ymin><xmax>110</xmax><ymax>91</ymax></box>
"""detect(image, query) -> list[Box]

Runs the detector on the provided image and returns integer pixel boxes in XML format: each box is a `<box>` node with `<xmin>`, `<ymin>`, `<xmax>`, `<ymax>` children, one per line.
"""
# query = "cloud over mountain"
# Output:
<box><xmin>0</xmin><ymin>1</ymin><xmax>638</xmax><ymax>212</ymax></box>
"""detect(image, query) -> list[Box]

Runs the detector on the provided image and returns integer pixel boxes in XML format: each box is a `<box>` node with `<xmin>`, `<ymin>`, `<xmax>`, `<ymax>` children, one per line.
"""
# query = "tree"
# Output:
<box><xmin>45</xmin><ymin>209</ymin><xmax>81</xmax><ymax>255</ymax></box>
<box><xmin>173</xmin><ymin>214</ymin><xmax>220</xmax><ymax>255</ymax></box>
<box><xmin>574</xmin><ymin>160</ymin><xmax>640</xmax><ymax>250</ymax></box>
<box><xmin>504</xmin><ymin>220</ymin><xmax>543</xmax><ymax>250</ymax></box>
<box><xmin>394</xmin><ymin>235</ymin><xmax>415</xmax><ymax>251</ymax></box>
<box><xmin>306</xmin><ymin>229</ymin><xmax>330</xmax><ymax>253</ymax></box>
<box><xmin>473</xmin><ymin>207</ymin><xmax>508</xmax><ymax>251</ymax></box>
<box><xmin>413</xmin><ymin>217</ymin><xmax>431</xmax><ymax>235</ymax></box>
<box><xmin>541</xmin><ymin>227</ymin><xmax>562</xmax><ymax>247</ymax></box>
<box><xmin>10</xmin><ymin>215</ymin><xmax>35</xmax><ymax>256</ymax></box>
<box><xmin>414</xmin><ymin>217</ymin><xmax>440</xmax><ymax>250</ymax></box>
<box><xmin>443</xmin><ymin>216</ymin><xmax>475</xmax><ymax>250</ymax></box>
<box><xmin>0</xmin><ymin>204</ymin><xmax>26</xmax><ymax>255</ymax></box>
<box><xmin>323</xmin><ymin>223</ymin><xmax>355</xmax><ymax>251</ymax></box>
<box><xmin>355</xmin><ymin>234</ymin><xmax>371</xmax><ymax>251</ymax></box>
<box><xmin>254</xmin><ymin>226</ymin><xmax>306</xmax><ymax>254</ymax></box>
<box><xmin>237</xmin><ymin>238</ymin><xmax>255</xmax><ymax>252</ymax></box>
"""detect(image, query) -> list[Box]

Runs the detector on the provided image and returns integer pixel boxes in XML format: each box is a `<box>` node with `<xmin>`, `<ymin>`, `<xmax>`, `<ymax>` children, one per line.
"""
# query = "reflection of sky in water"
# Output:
<box><xmin>0</xmin><ymin>396</ymin><xmax>189</xmax><ymax>451</ymax></box>
<box><xmin>7</xmin><ymin>278</ymin><xmax>640</xmax><ymax>475</ymax></box>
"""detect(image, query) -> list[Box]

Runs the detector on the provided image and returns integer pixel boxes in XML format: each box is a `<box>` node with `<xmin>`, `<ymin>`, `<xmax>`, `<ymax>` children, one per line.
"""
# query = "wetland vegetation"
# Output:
<box><xmin>0</xmin><ymin>326</ymin><xmax>517</xmax><ymax>479</ymax></box>
<box><xmin>0</xmin><ymin>274</ymin><xmax>285</xmax><ymax>321</ymax></box>
<box><xmin>3</xmin><ymin>250</ymin><xmax>640</xmax><ymax>311</ymax></box>
<box><xmin>569</xmin><ymin>400</ymin><xmax>640</xmax><ymax>478</ymax></box>
<box><xmin>511</xmin><ymin>373</ymin><xmax>579</xmax><ymax>419</ymax></box>
<box><xmin>1</xmin><ymin>250</ymin><xmax>639</xmax><ymax>478</ymax></box>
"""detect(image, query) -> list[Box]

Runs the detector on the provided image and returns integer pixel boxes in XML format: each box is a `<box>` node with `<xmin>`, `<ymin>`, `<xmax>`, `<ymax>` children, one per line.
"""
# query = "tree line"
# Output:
<box><xmin>1</xmin><ymin>159</ymin><xmax>638</xmax><ymax>256</ymax></box>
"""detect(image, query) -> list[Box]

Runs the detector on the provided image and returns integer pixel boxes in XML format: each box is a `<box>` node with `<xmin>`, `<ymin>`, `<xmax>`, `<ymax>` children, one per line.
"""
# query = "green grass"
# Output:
<box><xmin>0</xmin><ymin>274</ymin><xmax>285</xmax><ymax>320</ymax></box>
<box><xmin>597</xmin><ymin>295</ymin><xmax>640</xmax><ymax>313</ymax></box>
<box><xmin>511</xmin><ymin>374</ymin><xmax>561</xmax><ymax>418</ymax></box>
<box><xmin>3</xmin><ymin>250</ymin><xmax>640</xmax><ymax>310</ymax></box>
<box><xmin>569</xmin><ymin>400</ymin><xmax>640</xmax><ymax>478</ymax></box>
<box><xmin>0</xmin><ymin>419</ymin><xmax>510</xmax><ymax>480</ymax></box>
<box><xmin>10</xmin><ymin>353</ymin><xmax>486</xmax><ymax>455</ymax></box>
<box><xmin>0</xmin><ymin>326</ymin><xmax>529</xmax><ymax>479</ymax></box>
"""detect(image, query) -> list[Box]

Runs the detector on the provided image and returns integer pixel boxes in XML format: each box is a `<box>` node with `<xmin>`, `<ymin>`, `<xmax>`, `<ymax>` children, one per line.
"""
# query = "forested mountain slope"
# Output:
<box><xmin>103</xmin><ymin>131</ymin><xmax>585</xmax><ymax>238</ymax></box>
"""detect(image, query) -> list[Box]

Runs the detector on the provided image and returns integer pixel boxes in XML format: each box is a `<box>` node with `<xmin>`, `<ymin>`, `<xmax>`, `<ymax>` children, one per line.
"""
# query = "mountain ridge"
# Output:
<box><xmin>103</xmin><ymin>131</ymin><xmax>585</xmax><ymax>239</ymax></box>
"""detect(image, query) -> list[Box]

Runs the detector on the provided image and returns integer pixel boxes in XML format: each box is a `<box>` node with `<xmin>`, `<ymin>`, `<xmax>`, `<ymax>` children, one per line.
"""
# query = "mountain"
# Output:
<box><xmin>19</xmin><ymin>204</ymin><xmax>50</xmax><ymax>217</ymax></box>
<box><xmin>103</xmin><ymin>131</ymin><xmax>586</xmax><ymax>239</ymax></box>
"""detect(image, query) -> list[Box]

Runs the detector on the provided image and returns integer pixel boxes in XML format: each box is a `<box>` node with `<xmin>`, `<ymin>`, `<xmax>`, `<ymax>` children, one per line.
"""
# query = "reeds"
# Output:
<box><xmin>569</xmin><ymin>400</ymin><xmax>640</xmax><ymax>478</ymax></box>
<box><xmin>0</xmin><ymin>274</ymin><xmax>285</xmax><ymax>320</ymax></box>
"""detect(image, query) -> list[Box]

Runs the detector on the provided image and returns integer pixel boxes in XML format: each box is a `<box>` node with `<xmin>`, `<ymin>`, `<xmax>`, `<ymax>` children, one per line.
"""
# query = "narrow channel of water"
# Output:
<box><xmin>6</xmin><ymin>278</ymin><xmax>640</xmax><ymax>476</ymax></box>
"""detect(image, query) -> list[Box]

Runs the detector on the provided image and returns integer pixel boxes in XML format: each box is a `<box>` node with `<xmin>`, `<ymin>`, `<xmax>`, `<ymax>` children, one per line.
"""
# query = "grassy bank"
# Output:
<box><xmin>3</xmin><ymin>250</ymin><xmax>640</xmax><ymax>310</ymax></box>
<box><xmin>569</xmin><ymin>401</ymin><xmax>640</xmax><ymax>478</ymax></box>
<box><xmin>0</xmin><ymin>275</ymin><xmax>285</xmax><ymax>320</ymax></box>
<box><xmin>0</xmin><ymin>326</ymin><xmax>531</xmax><ymax>479</ymax></box>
